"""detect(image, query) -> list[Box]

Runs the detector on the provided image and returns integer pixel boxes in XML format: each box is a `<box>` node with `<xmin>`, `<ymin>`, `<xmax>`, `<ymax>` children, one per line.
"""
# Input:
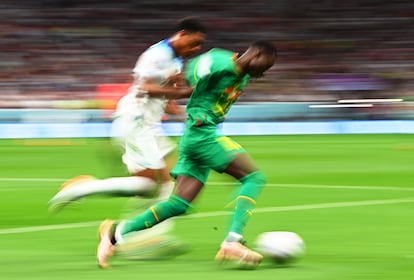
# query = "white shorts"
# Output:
<box><xmin>110</xmin><ymin>116</ymin><xmax>176</xmax><ymax>174</ymax></box>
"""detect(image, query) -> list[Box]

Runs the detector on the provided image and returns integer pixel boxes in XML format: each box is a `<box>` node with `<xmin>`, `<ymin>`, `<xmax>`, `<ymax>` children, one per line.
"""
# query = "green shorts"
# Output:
<box><xmin>171</xmin><ymin>125</ymin><xmax>245</xmax><ymax>184</ymax></box>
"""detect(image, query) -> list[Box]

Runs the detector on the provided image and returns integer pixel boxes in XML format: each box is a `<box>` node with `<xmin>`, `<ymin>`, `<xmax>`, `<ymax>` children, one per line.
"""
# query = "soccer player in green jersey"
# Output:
<box><xmin>97</xmin><ymin>40</ymin><xmax>277</xmax><ymax>268</ymax></box>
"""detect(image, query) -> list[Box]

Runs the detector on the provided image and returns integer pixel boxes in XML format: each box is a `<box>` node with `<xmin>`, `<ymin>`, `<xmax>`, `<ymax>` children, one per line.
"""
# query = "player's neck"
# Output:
<box><xmin>167</xmin><ymin>36</ymin><xmax>180</xmax><ymax>58</ymax></box>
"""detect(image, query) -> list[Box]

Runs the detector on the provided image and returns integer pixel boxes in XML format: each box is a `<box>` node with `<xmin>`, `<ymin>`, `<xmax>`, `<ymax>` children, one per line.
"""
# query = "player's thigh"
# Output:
<box><xmin>204</xmin><ymin>136</ymin><xmax>252</xmax><ymax>172</ymax></box>
<box><xmin>171</xmin><ymin>154</ymin><xmax>210</xmax><ymax>185</ymax></box>
<box><xmin>155</xmin><ymin>135</ymin><xmax>177</xmax><ymax>160</ymax></box>
<box><xmin>224</xmin><ymin>152</ymin><xmax>259</xmax><ymax>180</ymax></box>
<box><xmin>214</xmin><ymin>136</ymin><xmax>259</xmax><ymax>179</ymax></box>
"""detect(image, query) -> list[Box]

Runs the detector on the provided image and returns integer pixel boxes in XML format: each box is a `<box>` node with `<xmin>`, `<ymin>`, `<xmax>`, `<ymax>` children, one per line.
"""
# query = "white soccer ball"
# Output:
<box><xmin>254</xmin><ymin>231</ymin><xmax>305</xmax><ymax>264</ymax></box>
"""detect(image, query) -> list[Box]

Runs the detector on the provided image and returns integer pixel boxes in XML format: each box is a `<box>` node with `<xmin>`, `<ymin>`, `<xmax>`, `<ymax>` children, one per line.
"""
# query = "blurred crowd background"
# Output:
<box><xmin>1</xmin><ymin>0</ymin><xmax>413</xmax><ymax>120</ymax></box>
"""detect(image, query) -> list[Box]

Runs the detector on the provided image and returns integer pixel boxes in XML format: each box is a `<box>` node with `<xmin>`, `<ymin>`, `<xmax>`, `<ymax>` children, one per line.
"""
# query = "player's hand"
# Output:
<box><xmin>131</xmin><ymin>85</ymin><xmax>148</xmax><ymax>98</ymax></box>
<box><xmin>137</xmin><ymin>81</ymin><xmax>193</xmax><ymax>99</ymax></box>
<box><xmin>176</xmin><ymin>86</ymin><xmax>193</xmax><ymax>98</ymax></box>
<box><xmin>167</xmin><ymin>73</ymin><xmax>186</xmax><ymax>87</ymax></box>
<box><xmin>165</xmin><ymin>100</ymin><xmax>184</xmax><ymax>115</ymax></box>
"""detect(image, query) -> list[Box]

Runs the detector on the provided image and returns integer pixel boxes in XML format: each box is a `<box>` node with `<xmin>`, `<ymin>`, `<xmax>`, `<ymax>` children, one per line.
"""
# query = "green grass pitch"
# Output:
<box><xmin>0</xmin><ymin>134</ymin><xmax>413</xmax><ymax>279</ymax></box>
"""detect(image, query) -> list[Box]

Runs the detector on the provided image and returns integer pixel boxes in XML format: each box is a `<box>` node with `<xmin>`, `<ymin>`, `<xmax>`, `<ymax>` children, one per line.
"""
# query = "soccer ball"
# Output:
<box><xmin>254</xmin><ymin>231</ymin><xmax>305</xmax><ymax>264</ymax></box>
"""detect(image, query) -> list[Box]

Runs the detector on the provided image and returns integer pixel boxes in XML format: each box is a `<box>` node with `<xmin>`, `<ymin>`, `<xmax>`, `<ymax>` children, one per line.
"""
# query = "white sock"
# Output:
<box><xmin>51</xmin><ymin>176</ymin><xmax>157</xmax><ymax>202</ymax></box>
<box><xmin>225</xmin><ymin>232</ymin><xmax>243</xmax><ymax>243</ymax></box>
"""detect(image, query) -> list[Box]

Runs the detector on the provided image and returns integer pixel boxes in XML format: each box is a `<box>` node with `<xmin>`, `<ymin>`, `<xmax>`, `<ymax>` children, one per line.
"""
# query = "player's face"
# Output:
<box><xmin>246</xmin><ymin>52</ymin><xmax>275</xmax><ymax>78</ymax></box>
<box><xmin>176</xmin><ymin>31</ymin><xmax>206</xmax><ymax>58</ymax></box>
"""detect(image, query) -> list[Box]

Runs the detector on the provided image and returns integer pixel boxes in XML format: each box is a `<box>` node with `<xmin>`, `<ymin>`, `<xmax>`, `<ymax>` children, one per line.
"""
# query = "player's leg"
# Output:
<box><xmin>96</xmin><ymin>155</ymin><xmax>208</xmax><ymax>268</ymax></box>
<box><xmin>102</xmin><ymin>134</ymin><xmax>181</xmax><ymax>263</ymax></box>
<box><xmin>208</xmin><ymin>135</ymin><xmax>265</xmax><ymax>238</ymax></box>
<box><xmin>97</xmin><ymin>179</ymin><xmax>200</xmax><ymax>268</ymax></box>
<box><xmin>48</xmin><ymin>176</ymin><xmax>159</xmax><ymax>212</ymax></box>
<box><xmin>114</xmin><ymin>157</ymin><xmax>209</xmax><ymax>242</ymax></box>
<box><xmin>49</xmin><ymin>125</ymin><xmax>175</xmax><ymax>212</ymax></box>
<box><xmin>224</xmin><ymin>154</ymin><xmax>266</xmax><ymax>236</ymax></box>
<box><xmin>208</xmin><ymin>136</ymin><xmax>265</xmax><ymax>266</ymax></box>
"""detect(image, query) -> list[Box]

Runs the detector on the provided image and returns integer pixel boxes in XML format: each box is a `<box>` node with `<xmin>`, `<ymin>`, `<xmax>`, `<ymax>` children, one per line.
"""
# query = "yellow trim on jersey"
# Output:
<box><xmin>217</xmin><ymin>136</ymin><xmax>242</xmax><ymax>151</ymax></box>
<box><xmin>150</xmin><ymin>206</ymin><xmax>160</xmax><ymax>222</ymax></box>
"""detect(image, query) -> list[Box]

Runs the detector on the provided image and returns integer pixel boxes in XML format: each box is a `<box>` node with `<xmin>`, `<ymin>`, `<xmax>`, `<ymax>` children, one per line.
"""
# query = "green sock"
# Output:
<box><xmin>120</xmin><ymin>195</ymin><xmax>190</xmax><ymax>236</ymax></box>
<box><xmin>228</xmin><ymin>171</ymin><xmax>266</xmax><ymax>236</ymax></box>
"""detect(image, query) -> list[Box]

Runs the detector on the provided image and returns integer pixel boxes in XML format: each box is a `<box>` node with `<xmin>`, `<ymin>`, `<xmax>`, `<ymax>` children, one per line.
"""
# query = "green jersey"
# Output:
<box><xmin>171</xmin><ymin>49</ymin><xmax>250</xmax><ymax>183</ymax></box>
<box><xmin>184</xmin><ymin>48</ymin><xmax>250</xmax><ymax>126</ymax></box>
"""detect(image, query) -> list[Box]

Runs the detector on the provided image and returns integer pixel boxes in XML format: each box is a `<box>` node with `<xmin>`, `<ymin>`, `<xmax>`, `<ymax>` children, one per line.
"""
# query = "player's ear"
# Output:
<box><xmin>246</xmin><ymin>47</ymin><xmax>261</xmax><ymax>59</ymax></box>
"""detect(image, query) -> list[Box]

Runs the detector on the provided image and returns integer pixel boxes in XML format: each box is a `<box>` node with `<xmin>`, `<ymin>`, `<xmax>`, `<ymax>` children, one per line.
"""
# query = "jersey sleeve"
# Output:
<box><xmin>185</xmin><ymin>49</ymin><xmax>237</xmax><ymax>86</ymax></box>
<box><xmin>184</xmin><ymin>54</ymin><xmax>210</xmax><ymax>87</ymax></box>
<box><xmin>133</xmin><ymin>46</ymin><xmax>177</xmax><ymax>84</ymax></box>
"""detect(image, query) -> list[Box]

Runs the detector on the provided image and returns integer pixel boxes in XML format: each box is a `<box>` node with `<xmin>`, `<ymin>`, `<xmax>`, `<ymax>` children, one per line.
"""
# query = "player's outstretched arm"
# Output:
<box><xmin>138</xmin><ymin>80</ymin><xmax>193</xmax><ymax>99</ymax></box>
<box><xmin>165</xmin><ymin>100</ymin><xmax>184</xmax><ymax>115</ymax></box>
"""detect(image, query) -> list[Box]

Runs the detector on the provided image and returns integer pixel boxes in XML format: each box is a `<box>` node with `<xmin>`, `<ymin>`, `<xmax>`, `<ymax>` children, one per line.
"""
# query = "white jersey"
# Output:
<box><xmin>115</xmin><ymin>39</ymin><xmax>184</xmax><ymax>127</ymax></box>
<box><xmin>111</xmin><ymin>39</ymin><xmax>182</xmax><ymax>173</ymax></box>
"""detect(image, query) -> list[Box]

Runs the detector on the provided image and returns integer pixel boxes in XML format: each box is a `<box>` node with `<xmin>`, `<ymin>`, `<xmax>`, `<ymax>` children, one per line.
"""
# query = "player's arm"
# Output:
<box><xmin>138</xmin><ymin>80</ymin><xmax>193</xmax><ymax>99</ymax></box>
<box><xmin>135</xmin><ymin>48</ymin><xmax>193</xmax><ymax>99</ymax></box>
<box><xmin>164</xmin><ymin>99</ymin><xmax>184</xmax><ymax>115</ymax></box>
<box><xmin>166</xmin><ymin>73</ymin><xmax>186</xmax><ymax>87</ymax></box>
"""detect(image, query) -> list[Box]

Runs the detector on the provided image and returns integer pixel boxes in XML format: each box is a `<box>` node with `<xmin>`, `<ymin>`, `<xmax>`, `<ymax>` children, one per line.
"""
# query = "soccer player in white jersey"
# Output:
<box><xmin>49</xmin><ymin>17</ymin><xmax>206</xmax><ymax>209</ymax></box>
<box><xmin>48</xmin><ymin>17</ymin><xmax>206</xmax><ymax>258</ymax></box>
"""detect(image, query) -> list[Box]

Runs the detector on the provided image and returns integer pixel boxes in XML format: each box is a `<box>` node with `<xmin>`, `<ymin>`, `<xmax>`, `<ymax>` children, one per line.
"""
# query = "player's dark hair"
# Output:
<box><xmin>251</xmin><ymin>40</ymin><xmax>277</xmax><ymax>58</ymax></box>
<box><xmin>174</xmin><ymin>17</ymin><xmax>206</xmax><ymax>34</ymax></box>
